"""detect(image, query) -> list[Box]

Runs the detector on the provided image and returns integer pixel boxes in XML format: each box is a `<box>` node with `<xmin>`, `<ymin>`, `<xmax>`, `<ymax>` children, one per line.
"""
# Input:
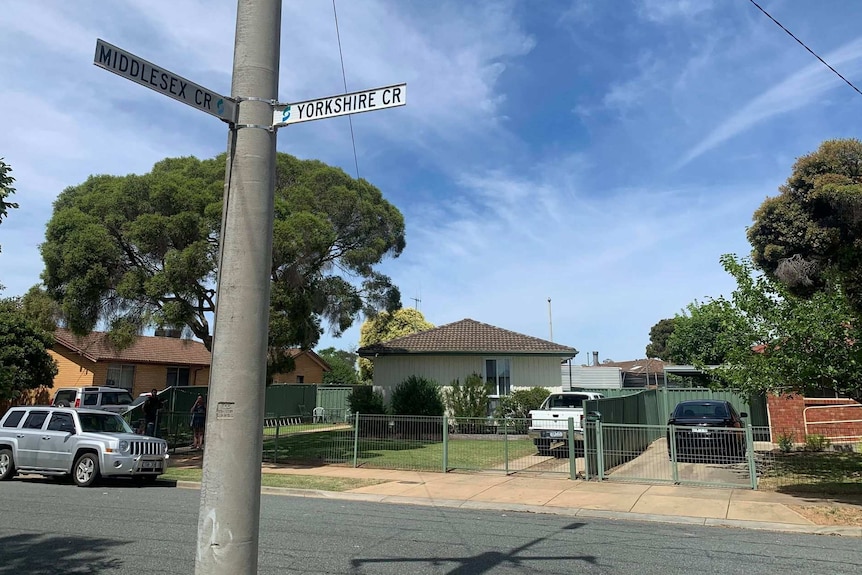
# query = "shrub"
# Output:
<box><xmin>347</xmin><ymin>385</ymin><xmax>387</xmax><ymax>415</ymax></box>
<box><xmin>804</xmin><ymin>434</ymin><xmax>831</xmax><ymax>452</ymax></box>
<box><xmin>496</xmin><ymin>387</ymin><xmax>550</xmax><ymax>420</ymax></box>
<box><xmin>776</xmin><ymin>431</ymin><xmax>795</xmax><ymax>453</ymax></box>
<box><xmin>443</xmin><ymin>373</ymin><xmax>492</xmax><ymax>418</ymax></box>
<box><xmin>391</xmin><ymin>375</ymin><xmax>444</xmax><ymax>416</ymax></box>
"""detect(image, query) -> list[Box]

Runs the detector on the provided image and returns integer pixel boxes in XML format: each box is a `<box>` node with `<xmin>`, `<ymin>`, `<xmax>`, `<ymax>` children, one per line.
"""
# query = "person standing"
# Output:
<box><xmin>143</xmin><ymin>388</ymin><xmax>163</xmax><ymax>437</ymax></box>
<box><xmin>190</xmin><ymin>395</ymin><xmax>206</xmax><ymax>450</ymax></box>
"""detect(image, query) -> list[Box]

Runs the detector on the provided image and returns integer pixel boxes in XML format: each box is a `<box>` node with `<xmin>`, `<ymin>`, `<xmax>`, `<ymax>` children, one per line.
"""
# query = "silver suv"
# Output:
<box><xmin>51</xmin><ymin>386</ymin><xmax>134</xmax><ymax>414</ymax></box>
<box><xmin>0</xmin><ymin>406</ymin><xmax>169</xmax><ymax>487</ymax></box>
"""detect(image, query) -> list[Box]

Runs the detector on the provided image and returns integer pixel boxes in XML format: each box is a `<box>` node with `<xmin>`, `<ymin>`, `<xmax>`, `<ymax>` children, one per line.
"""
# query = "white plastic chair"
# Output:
<box><xmin>312</xmin><ymin>406</ymin><xmax>326</xmax><ymax>423</ymax></box>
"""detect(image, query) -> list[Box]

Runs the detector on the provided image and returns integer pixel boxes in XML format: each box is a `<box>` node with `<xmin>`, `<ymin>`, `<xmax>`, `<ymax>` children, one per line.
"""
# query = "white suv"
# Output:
<box><xmin>51</xmin><ymin>387</ymin><xmax>134</xmax><ymax>414</ymax></box>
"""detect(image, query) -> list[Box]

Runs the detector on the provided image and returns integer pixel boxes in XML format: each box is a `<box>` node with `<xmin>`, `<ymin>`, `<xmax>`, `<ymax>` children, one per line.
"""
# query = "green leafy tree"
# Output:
<box><xmin>358</xmin><ymin>308</ymin><xmax>433</xmax><ymax>381</ymax></box>
<box><xmin>645</xmin><ymin>318</ymin><xmax>675</xmax><ymax>360</ymax></box>
<box><xmin>20</xmin><ymin>285</ymin><xmax>62</xmax><ymax>333</ymax></box>
<box><xmin>665</xmin><ymin>298</ymin><xmax>751</xmax><ymax>367</ymax></box>
<box><xmin>40</xmin><ymin>153</ymin><xmax>405</xmax><ymax>368</ymax></box>
<box><xmin>443</xmin><ymin>373</ymin><xmax>492</xmax><ymax>418</ymax></box>
<box><xmin>0</xmin><ymin>297</ymin><xmax>58</xmax><ymax>401</ymax></box>
<box><xmin>318</xmin><ymin>346</ymin><xmax>358</xmax><ymax>385</ymax></box>
<box><xmin>496</xmin><ymin>387</ymin><xmax>549</xmax><ymax>419</ymax></box>
<box><xmin>747</xmin><ymin>139</ymin><xmax>862</xmax><ymax>314</ymax></box>
<box><xmin>347</xmin><ymin>385</ymin><xmax>387</xmax><ymax>415</ymax></box>
<box><xmin>390</xmin><ymin>375</ymin><xmax>444</xmax><ymax>416</ymax></box>
<box><xmin>712</xmin><ymin>255</ymin><xmax>862</xmax><ymax>403</ymax></box>
<box><xmin>0</xmin><ymin>158</ymin><xmax>18</xmax><ymax>245</ymax></box>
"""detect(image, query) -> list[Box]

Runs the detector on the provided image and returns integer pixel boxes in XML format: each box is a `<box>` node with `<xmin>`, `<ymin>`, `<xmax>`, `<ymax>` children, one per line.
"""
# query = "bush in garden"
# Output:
<box><xmin>443</xmin><ymin>373</ymin><xmax>492</xmax><ymax>418</ymax></box>
<box><xmin>496</xmin><ymin>387</ymin><xmax>550</xmax><ymax>420</ymax></box>
<box><xmin>347</xmin><ymin>385</ymin><xmax>387</xmax><ymax>415</ymax></box>
<box><xmin>391</xmin><ymin>375</ymin><xmax>443</xmax><ymax>416</ymax></box>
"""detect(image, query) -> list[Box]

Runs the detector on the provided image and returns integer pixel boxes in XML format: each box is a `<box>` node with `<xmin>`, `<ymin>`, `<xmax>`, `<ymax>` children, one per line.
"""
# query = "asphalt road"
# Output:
<box><xmin>1</xmin><ymin>478</ymin><xmax>860</xmax><ymax>575</ymax></box>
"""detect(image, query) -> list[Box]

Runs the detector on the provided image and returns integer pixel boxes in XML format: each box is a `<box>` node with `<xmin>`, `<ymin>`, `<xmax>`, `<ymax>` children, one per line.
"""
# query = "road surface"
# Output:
<box><xmin>0</xmin><ymin>477</ymin><xmax>859</xmax><ymax>574</ymax></box>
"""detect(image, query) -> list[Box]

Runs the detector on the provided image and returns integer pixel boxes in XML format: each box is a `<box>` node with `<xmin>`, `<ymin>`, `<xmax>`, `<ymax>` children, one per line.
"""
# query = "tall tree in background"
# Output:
<box><xmin>0</xmin><ymin>158</ymin><xmax>19</xmax><ymax>291</ymax></box>
<box><xmin>748</xmin><ymin>139</ymin><xmax>862</xmax><ymax>314</ymax></box>
<box><xmin>358</xmin><ymin>308</ymin><xmax>433</xmax><ymax>381</ymax></box>
<box><xmin>665</xmin><ymin>298</ymin><xmax>750</xmax><ymax>367</ymax></box>
<box><xmin>645</xmin><ymin>318</ymin><xmax>675</xmax><ymax>360</ymax></box>
<box><xmin>0</xmin><ymin>297</ymin><xmax>58</xmax><ymax>401</ymax></box>
<box><xmin>317</xmin><ymin>347</ymin><xmax>359</xmax><ymax>385</ymax></box>
<box><xmin>40</xmin><ymin>154</ymin><xmax>405</xmax><ymax>362</ymax></box>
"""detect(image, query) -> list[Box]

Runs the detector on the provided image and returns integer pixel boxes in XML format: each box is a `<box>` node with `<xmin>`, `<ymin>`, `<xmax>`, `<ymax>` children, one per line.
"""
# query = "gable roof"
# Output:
<box><xmin>357</xmin><ymin>318</ymin><xmax>578</xmax><ymax>357</ymax></box>
<box><xmin>54</xmin><ymin>329</ymin><xmax>212</xmax><ymax>366</ymax></box>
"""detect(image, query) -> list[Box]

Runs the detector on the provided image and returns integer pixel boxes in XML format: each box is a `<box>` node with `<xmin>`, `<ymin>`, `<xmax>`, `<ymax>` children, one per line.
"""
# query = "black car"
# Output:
<box><xmin>667</xmin><ymin>400</ymin><xmax>748</xmax><ymax>463</ymax></box>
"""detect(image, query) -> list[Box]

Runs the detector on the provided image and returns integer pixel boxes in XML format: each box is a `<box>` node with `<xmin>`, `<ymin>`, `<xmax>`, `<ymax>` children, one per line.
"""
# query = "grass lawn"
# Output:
<box><xmin>759</xmin><ymin>451</ymin><xmax>862</xmax><ymax>495</ymax></box>
<box><xmin>261</xmin><ymin>430</ymin><xmax>538</xmax><ymax>471</ymax></box>
<box><xmin>262</xmin><ymin>423</ymin><xmax>351</xmax><ymax>437</ymax></box>
<box><xmin>162</xmin><ymin>467</ymin><xmax>385</xmax><ymax>492</ymax></box>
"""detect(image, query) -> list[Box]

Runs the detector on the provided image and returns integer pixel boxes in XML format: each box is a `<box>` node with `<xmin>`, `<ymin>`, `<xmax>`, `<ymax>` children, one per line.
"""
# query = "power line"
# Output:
<box><xmin>748</xmin><ymin>0</ymin><xmax>862</xmax><ymax>99</ymax></box>
<box><xmin>332</xmin><ymin>0</ymin><xmax>361</xmax><ymax>179</ymax></box>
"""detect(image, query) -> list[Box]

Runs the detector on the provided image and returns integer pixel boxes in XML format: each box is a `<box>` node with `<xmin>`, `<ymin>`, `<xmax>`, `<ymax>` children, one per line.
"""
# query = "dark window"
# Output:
<box><xmin>53</xmin><ymin>390</ymin><xmax>77</xmax><ymax>406</ymax></box>
<box><xmin>101</xmin><ymin>391</ymin><xmax>133</xmax><ymax>405</ymax></box>
<box><xmin>2</xmin><ymin>410</ymin><xmax>26</xmax><ymax>428</ymax></box>
<box><xmin>166</xmin><ymin>367</ymin><xmax>190</xmax><ymax>387</ymax></box>
<box><xmin>106</xmin><ymin>364</ymin><xmax>135</xmax><ymax>391</ymax></box>
<box><xmin>22</xmin><ymin>411</ymin><xmax>49</xmax><ymax>429</ymax></box>
<box><xmin>547</xmin><ymin>394</ymin><xmax>586</xmax><ymax>408</ymax></box>
<box><xmin>674</xmin><ymin>403</ymin><xmax>728</xmax><ymax>418</ymax></box>
<box><xmin>47</xmin><ymin>413</ymin><xmax>76</xmax><ymax>433</ymax></box>
<box><xmin>296</xmin><ymin>375</ymin><xmax>305</xmax><ymax>384</ymax></box>
<box><xmin>83</xmin><ymin>393</ymin><xmax>99</xmax><ymax>406</ymax></box>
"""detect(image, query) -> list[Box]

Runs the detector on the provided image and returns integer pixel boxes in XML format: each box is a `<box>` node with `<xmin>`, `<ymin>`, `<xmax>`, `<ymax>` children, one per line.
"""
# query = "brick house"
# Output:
<box><xmin>767</xmin><ymin>394</ymin><xmax>862</xmax><ymax>444</ymax></box>
<box><xmin>50</xmin><ymin>328</ymin><xmax>329</xmax><ymax>397</ymax></box>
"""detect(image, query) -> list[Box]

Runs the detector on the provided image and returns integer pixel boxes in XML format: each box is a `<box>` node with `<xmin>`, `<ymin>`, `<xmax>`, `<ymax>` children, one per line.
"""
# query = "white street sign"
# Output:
<box><xmin>273</xmin><ymin>83</ymin><xmax>406</xmax><ymax>127</ymax></box>
<box><xmin>93</xmin><ymin>39</ymin><xmax>237</xmax><ymax>123</ymax></box>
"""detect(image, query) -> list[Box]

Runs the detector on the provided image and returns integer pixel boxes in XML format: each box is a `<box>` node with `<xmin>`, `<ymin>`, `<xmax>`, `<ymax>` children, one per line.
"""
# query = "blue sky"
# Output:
<box><xmin>2</xmin><ymin>0</ymin><xmax>862</xmax><ymax>364</ymax></box>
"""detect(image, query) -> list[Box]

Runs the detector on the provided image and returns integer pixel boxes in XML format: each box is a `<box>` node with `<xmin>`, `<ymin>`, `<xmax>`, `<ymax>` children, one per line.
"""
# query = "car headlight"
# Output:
<box><xmin>118</xmin><ymin>440</ymin><xmax>130</xmax><ymax>453</ymax></box>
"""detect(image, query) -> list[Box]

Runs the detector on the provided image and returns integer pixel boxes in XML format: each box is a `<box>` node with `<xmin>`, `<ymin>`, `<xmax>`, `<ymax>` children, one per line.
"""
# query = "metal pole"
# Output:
<box><xmin>352</xmin><ymin>413</ymin><xmax>360</xmax><ymax>467</ymax></box>
<box><xmin>442</xmin><ymin>415</ymin><xmax>449</xmax><ymax>473</ymax></box>
<box><xmin>670</xmin><ymin>424</ymin><xmax>679</xmax><ymax>484</ymax></box>
<box><xmin>503</xmin><ymin>416</ymin><xmax>509</xmax><ymax>475</ymax></box>
<box><xmin>547</xmin><ymin>297</ymin><xmax>553</xmax><ymax>341</ymax></box>
<box><xmin>745</xmin><ymin>424</ymin><xmax>757</xmax><ymax>490</ymax></box>
<box><xmin>195</xmin><ymin>1</ymin><xmax>281</xmax><ymax>573</ymax></box>
<box><xmin>596</xmin><ymin>419</ymin><xmax>605</xmax><ymax>481</ymax></box>
<box><xmin>568</xmin><ymin>417</ymin><xmax>576</xmax><ymax>480</ymax></box>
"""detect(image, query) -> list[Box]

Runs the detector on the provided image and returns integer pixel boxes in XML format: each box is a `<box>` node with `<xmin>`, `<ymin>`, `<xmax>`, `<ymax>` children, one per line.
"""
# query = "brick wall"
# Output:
<box><xmin>767</xmin><ymin>394</ymin><xmax>862</xmax><ymax>443</ymax></box>
<box><xmin>271</xmin><ymin>353</ymin><xmax>325</xmax><ymax>384</ymax></box>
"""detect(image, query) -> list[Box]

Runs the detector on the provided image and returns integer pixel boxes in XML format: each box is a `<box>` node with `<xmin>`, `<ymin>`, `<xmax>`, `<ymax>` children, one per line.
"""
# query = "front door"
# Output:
<box><xmin>16</xmin><ymin>410</ymin><xmax>50</xmax><ymax>468</ymax></box>
<box><xmin>39</xmin><ymin>412</ymin><xmax>77</xmax><ymax>471</ymax></box>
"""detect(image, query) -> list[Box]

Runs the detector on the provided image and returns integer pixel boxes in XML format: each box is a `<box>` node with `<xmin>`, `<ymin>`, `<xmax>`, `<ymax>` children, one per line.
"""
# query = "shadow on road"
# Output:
<box><xmin>349</xmin><ymin>521</ymin><xmax>596</xmax><ymax>575</ymax></box>
<box><xmin>0</xmin><ymin>533</ymin><xmax>130</xmax><ymax>575</ymax></box>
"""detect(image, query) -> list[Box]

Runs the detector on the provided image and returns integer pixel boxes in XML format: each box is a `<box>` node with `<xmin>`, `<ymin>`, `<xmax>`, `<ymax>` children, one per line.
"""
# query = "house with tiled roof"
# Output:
<box><xmin>50</xmin><ymin>328</ymin><xmax>330</xmax><ymax>397</ymax></box>
<box><xmin>357</xmin><ymin>318</ymin><xmax>578</xmax><ymax>404</ymax></box>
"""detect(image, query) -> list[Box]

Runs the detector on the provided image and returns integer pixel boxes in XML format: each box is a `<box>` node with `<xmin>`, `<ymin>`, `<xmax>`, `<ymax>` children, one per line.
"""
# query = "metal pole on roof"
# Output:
<box><xmin>194</xmin><ymin>1</ymin><xmax>281</xmax><ymax>573</ymax></box>
<box><xmin>547</xmin><ymin>297</ymin><xmax>553</xmax><ymax>341</ymax></box>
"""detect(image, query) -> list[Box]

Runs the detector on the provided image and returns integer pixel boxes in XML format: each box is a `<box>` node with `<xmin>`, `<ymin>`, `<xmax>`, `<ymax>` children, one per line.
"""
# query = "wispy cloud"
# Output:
<box><xmin>677</xmin><ymin>37</ymin><xmax>862</xmax><ymax>168</ymax></box>
<box><xmin>638</xmin><ymin>0</ymin><xmax>715</xmax><ymax>23</ymax></box>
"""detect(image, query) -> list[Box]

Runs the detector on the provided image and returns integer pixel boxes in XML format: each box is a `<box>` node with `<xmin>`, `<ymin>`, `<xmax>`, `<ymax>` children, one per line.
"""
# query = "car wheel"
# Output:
<box><xmin>73</xmin><ymin>453</ymin><xmax>100</xmax><ymax>487</ymax></box>
<box><xmin>0</xmin><ymin>448</ymin><xmax>15</xmax><ymax>481</ymax></box>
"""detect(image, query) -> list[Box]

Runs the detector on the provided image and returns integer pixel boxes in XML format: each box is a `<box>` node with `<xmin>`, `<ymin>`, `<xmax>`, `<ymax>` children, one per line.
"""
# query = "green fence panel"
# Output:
<box><xmin>264</xmin><ymin>384</ymin><xmax>317</xmax><ymax>417</ymax></box>
<box><xmin>316</xmin><ymin>385</ymin><xmax>352</xmax><ymax>414</ymax></box>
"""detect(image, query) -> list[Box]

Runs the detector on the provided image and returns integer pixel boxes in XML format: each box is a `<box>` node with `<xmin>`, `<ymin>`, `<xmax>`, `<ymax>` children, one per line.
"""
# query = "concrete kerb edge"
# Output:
<box><xmin>173</xmin><ymin>481</ymin><xmax>862</xmax><ymax>537</ymax></box>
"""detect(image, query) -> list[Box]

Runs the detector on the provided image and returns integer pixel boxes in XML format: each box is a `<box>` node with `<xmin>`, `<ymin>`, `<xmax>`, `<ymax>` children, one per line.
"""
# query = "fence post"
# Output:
<box><xmin>274</xmin><ymin>423</ymin><xmax>279</xmax><ymax>464</ymax></box>
<box><xmin>503</xmin><ymin>416</ymin><xmax>509</xmax><ymax>475</ymax></box>
<box><xmin>568</xmin><ymin>417</ymin><xmax>577</xmax><ymax>480</ymax></box>
<box><xmin>442</xmin><ymin>415</ymin><xmax>449</xmax><ymax>473</ymax></box>
<box><xmin>596</xmin><ymin>419</ymin><xmax>605</xmax><ymax>481</ymax></box>
<box><xmin>745</xmin><ymin>423</ymin><xmax>757</xmax><ymax>490</ymax></box>
<box><xmin>352</xmin><ymin>412</ymin><xmax>360</xmax><ymax>468</ymax></box>
<box><xmin>669</xmin><ymin>424</ymin><xmax>679</xmax><ymax>484</ymax></box>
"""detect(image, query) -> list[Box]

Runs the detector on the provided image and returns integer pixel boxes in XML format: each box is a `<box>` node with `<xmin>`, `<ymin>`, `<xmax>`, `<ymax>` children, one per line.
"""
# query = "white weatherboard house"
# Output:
<box><xmin>357</xmin><ymin>319</ymin><xmax>579</xmax><ymax>405</ymax></box>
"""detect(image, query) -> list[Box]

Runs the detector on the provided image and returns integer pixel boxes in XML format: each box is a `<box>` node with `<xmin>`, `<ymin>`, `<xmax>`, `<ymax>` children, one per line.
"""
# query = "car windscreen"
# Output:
<box><xmin>675</xmin><ymin>403</ymin><xmax>728</xmax><ymax>418</ymax></box>
<box><xmin>102</xmin><ymin>392</ymin><xmax>133</xmax><ymax>405</ymax></box>
<box><xmin>546</xmin><ymin>395</ymin><xmax>585</xmax><ymax>408</ymax></box>
<box><xmin>78</xmin><ymin>413</ymin><xmax>133</xmax><ymax>434</ymax></box>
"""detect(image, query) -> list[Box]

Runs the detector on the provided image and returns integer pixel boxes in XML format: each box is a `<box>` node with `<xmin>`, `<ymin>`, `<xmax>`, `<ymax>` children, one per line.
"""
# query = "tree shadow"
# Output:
<box><xmin>0</xmin><ymin>533</ymin><xmax>129</xmax><ymax>574</ymax></box>
<box><xmin>349</xmin><ymin>521</ymin><xmax>596</xmax><ymax>575</ymax></box>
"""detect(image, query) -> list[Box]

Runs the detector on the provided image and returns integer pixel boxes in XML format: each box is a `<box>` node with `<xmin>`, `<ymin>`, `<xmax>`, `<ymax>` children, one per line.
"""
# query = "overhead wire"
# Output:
<box><xmin>748</xmin><ymin>0</ymin><xmax>862</xmax><ymax>99</ymax></box>
<box><xmin>332</xmin><ymin>0</ymin><xmax>361</xmax><ymax>180</ymax></box>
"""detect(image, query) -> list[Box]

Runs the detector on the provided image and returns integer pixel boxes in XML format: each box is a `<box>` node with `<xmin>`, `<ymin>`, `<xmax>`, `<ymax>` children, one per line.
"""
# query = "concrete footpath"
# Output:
<box><xmin>171</xmin><ymin>454</ymin><xmax>862</xmax><ymax>537</ymax></box>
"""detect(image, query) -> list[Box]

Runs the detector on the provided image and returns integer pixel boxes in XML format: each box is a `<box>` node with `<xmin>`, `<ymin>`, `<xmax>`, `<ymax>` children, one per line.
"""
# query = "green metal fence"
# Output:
<box><xmin>316</xmin><ymin>385</ymin><xmax>352</xmax><ymax>415</ymax></box>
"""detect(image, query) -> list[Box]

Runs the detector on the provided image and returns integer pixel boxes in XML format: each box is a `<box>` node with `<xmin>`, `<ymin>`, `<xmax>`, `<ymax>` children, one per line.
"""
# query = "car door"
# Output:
<box><xmin>39</xmin><ymin>412</ymin><xmax>77</xmax><ymax>471</ymax></box>
<box><xmin>16</xmin><ymin>410</ymin><xmax>50</xmax><ymax>468</ymax></box>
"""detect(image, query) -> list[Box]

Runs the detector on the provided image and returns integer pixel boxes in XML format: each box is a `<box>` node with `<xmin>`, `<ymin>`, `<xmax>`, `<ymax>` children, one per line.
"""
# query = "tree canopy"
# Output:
<box><xmin>747</xmin><ymin>138</ymin><xmax>862</xmax><ymax>314</ymax></box>
<box><xmin>0</xmin><ymin>297</ymin><xmax>58</xmax><ymax>401</ymax></box>
<box><xmin>0</xmin><ymin>158</ymin><xmax>17</xmax><ymax>243</ymax></box>
<box><xmin>317</xmin><ymin>347</ymin><xmax>358</xmax><ymax>385</ymax></box>
<box><xmin>358</xmin><ymin>308</ymin><xmax>433</xmax><ymax>381</ymax></box>
<box><xmin>645</xmin><ymin>318</ymin><xmax>675</xmax><ymax>360</ymax></box>
<box><xmin>41</xmin><ymin>153</ymin><xmax>405</xmax><ymax>365</ymax></box>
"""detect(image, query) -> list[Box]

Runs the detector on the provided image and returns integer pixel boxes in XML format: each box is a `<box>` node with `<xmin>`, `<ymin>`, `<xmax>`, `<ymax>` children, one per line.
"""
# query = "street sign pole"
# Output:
<box><xmin>194</xmin><ymin>0</ymin><xmax>280</xmax><ymax>573</ymax></box>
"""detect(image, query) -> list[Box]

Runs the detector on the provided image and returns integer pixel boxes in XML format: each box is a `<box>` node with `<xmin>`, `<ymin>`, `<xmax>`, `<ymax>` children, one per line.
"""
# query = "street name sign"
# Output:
<box><xmin>93</xmin><ymin>39</ymin><xmax>237</xmax><ymax>123</ymax></box>
<box><xmin>273</xmin><ymin>83</ymin><xmax>406</xmax><ymax>127</ymax></box>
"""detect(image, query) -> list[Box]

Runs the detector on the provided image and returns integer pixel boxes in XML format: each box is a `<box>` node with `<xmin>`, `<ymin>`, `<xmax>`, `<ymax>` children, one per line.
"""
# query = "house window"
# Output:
<box><xmin>166</xmin><ymin>367</ymin><xmax>191</xmax><ymax>387</ymax></box>
<box><xmin>296</xmin><ymin>375</ymin><xmax>305</xmax><ymax>384</ymax></box>
<box><xmin>106</xmin><ymin>364</ymin><xmax>135</xmax><ymax>391</ymax></box>
<box><xmin>485</xmin><ymin>358</ymin><xmax>512</xmax><ymax>396</ymax></box>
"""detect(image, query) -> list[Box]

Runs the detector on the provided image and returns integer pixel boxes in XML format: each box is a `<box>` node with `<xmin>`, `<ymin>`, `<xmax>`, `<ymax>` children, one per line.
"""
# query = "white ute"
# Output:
<box><xmin>528</xmin><ymin>391</ymin><xmax>604</xmax><ymax>455</ymax></box>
